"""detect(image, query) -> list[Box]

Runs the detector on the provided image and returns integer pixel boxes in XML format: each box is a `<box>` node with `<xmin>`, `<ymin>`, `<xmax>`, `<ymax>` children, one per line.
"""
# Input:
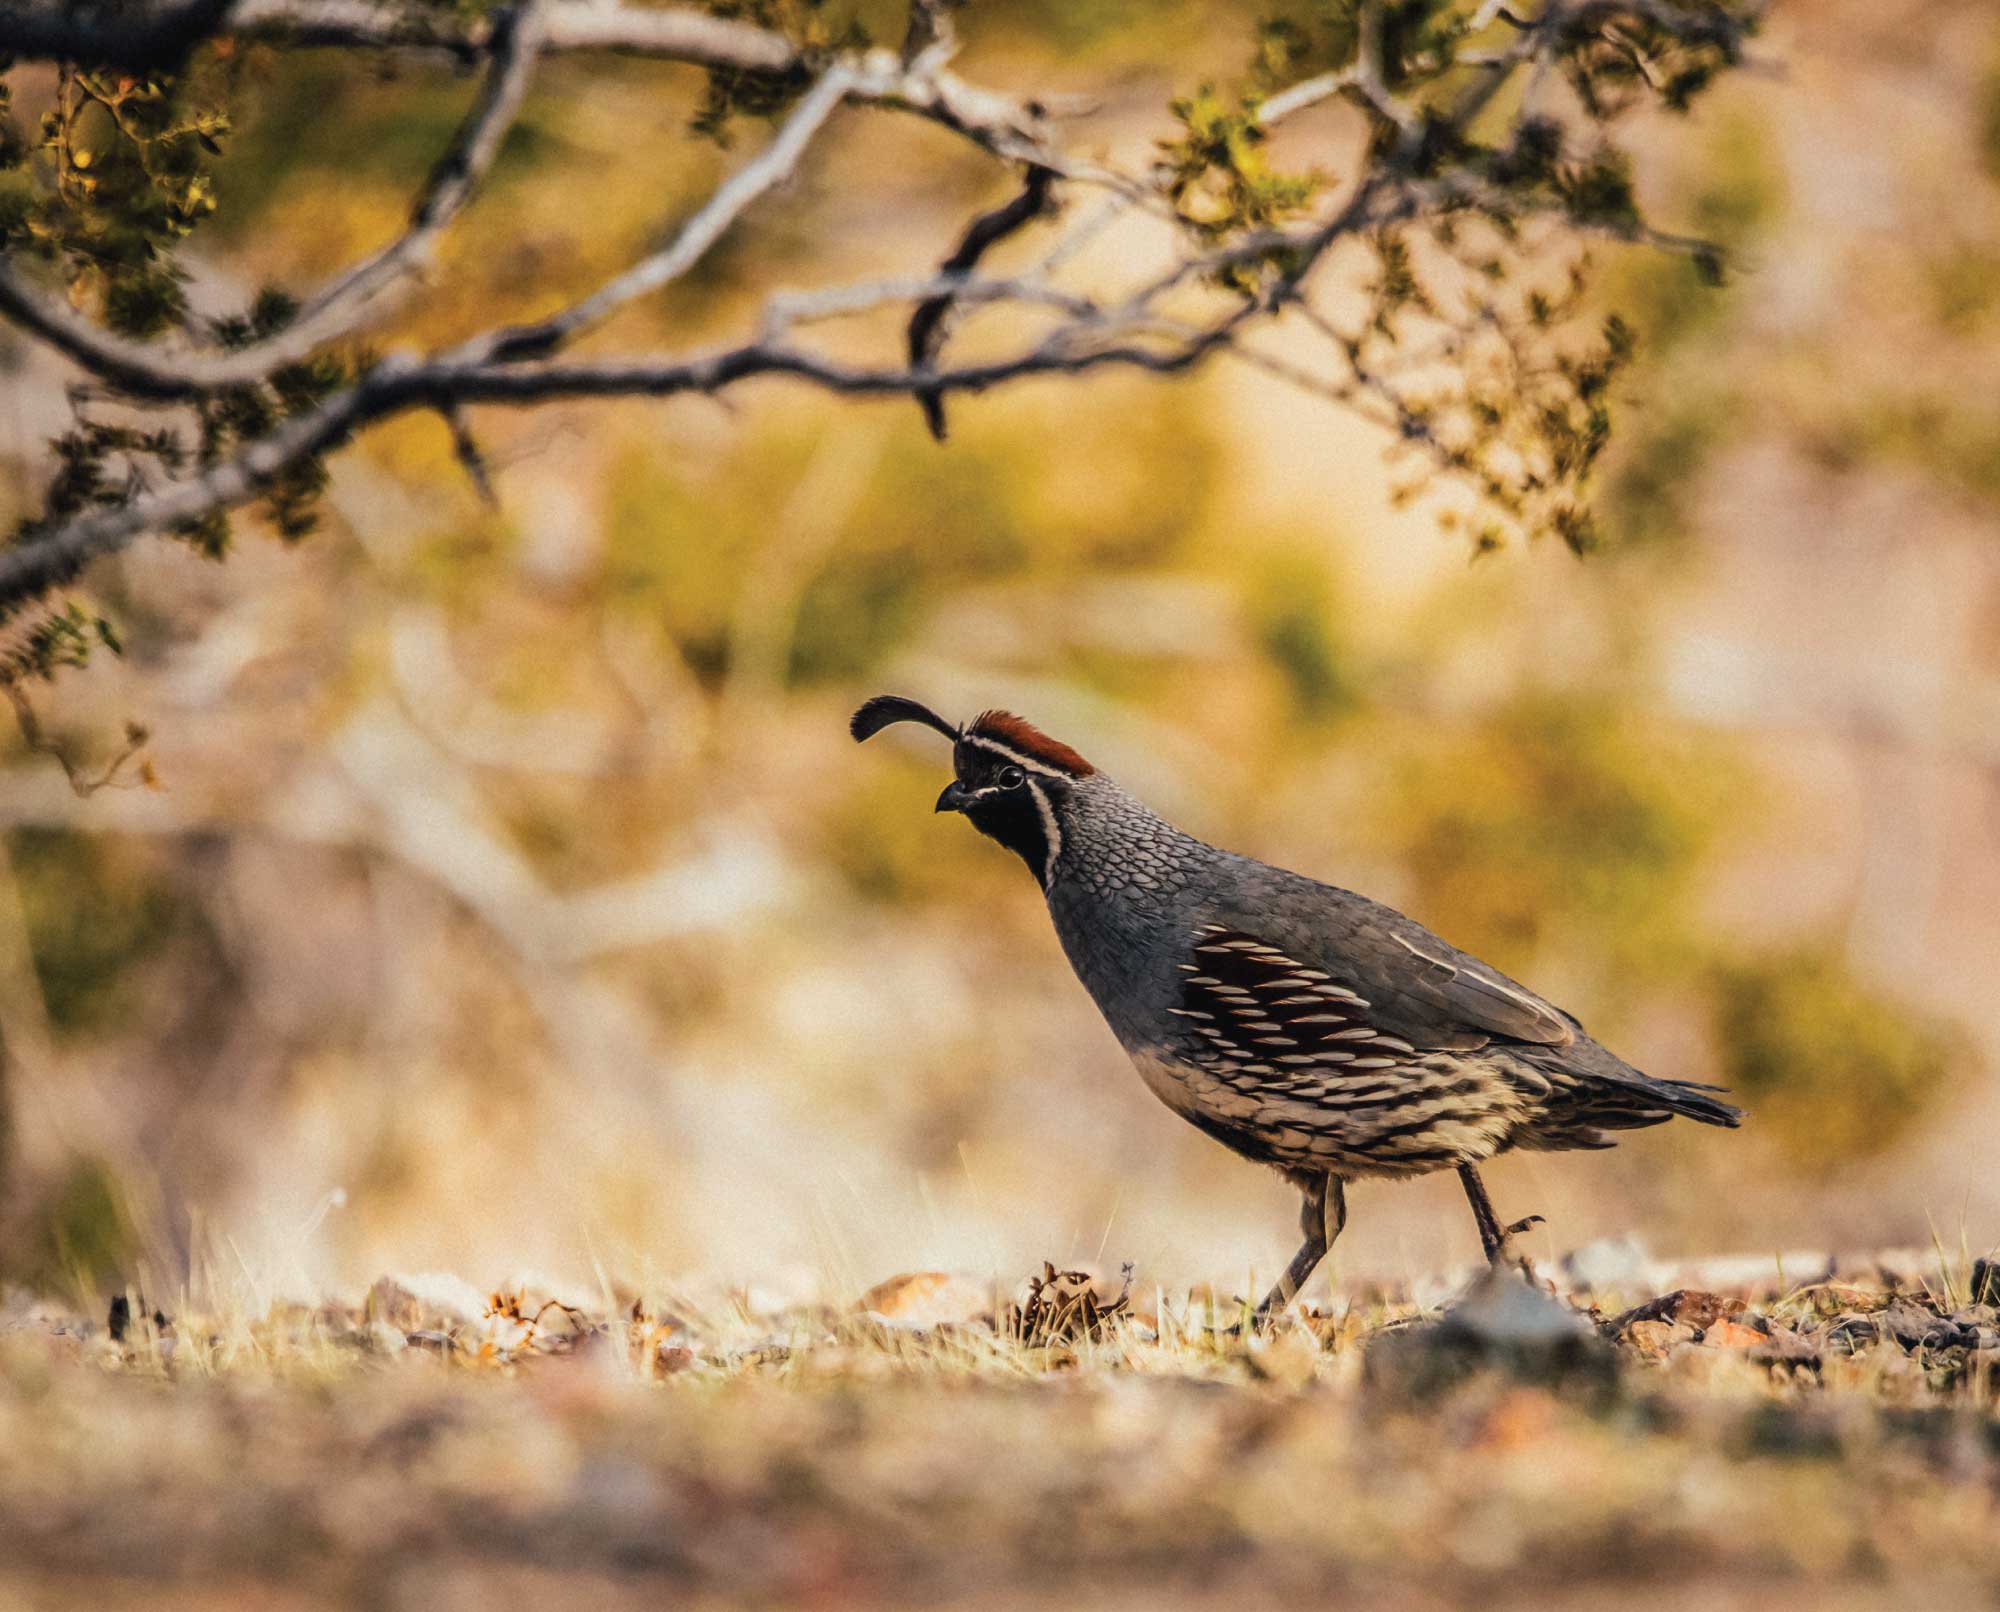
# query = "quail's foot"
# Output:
<box><xmin>1492</xmin><ymin>1213</ymin><xmax>1550</xmax><ymax>1284</ymax></box>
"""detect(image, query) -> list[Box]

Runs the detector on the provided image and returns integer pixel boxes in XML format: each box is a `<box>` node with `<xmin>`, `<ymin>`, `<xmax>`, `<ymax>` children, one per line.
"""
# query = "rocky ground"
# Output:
<box><xmin>2</xmin><ymin>1249</ymin><xmax>1996</xmax><ymax>1611</ymax></box>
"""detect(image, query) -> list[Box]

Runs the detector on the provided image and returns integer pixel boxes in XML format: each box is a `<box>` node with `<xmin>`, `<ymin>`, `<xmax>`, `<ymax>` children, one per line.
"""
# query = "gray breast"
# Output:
<box><xmin>1043</xmin><ymin>778</ymin><xmax>1214</xmax><ymax>1051</ymax></box>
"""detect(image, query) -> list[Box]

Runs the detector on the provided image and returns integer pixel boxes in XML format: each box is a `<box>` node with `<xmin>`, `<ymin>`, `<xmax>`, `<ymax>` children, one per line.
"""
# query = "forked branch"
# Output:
<box><xmin>0</xmin><ymin>0</ymin><xmax>1763</xmax><ymax>622</ymax></box>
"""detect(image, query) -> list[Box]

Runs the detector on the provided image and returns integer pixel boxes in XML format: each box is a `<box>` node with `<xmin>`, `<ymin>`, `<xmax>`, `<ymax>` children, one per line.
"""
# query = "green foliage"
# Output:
<box><xmin>5</xmin><ymin>828</ymin><xmax>181</xmax><ymax>1035</ymax></box>
<box><xmin>0</xmin><ymin>48</ymin><xmax>351</xmax><ymax>675</ymax></box>
<box><xmin>1979</xmin><ymin>41</ymin><xmax>2000</xmax><ymax>182</ymax></box>
<box><xmin>8</xmin><ymin>1156</ymin><xmax>137</xmax><ymax>1296</ymax></box>
<box><xmin>0</xmin><ymin>601</ymin><xmax>119</xmax><ymax>685</ymax></box>
<box><xmin>1373</xmin><ymin>695</ymin><xmax>1734</xmax><ymax>973</ymax></box>
<box><xmin>0</xmin><ymin>57</ymin><xmax>235</xmax><ymax>461</ymax></box>
<box><xmin>187</xmin><ymin>291</ymin><xmax>357</xmax><ymax>549</ymax></box>
<box><xmin>691</xmin><ymin>0</ymin><xmax>868</xmax><ymax>145</ymax></box>
<box><xmin>1709</xmin><ymin>948</ymin><xmax>1972</xmax><ymax>1164</ymax></box>
<box><xmin>1554</xmin><ymin>2</ymin><xmax>1743</xmax><ymax>117</ymax></box>
<box><xmin>1160</xmin><ymin>87</ymin><xmax>1319</xmax><ymax>256</ymax></box>
<box><xmin>3</xmin><ymin>69</ymin><xmax>230</xmax><ymax>338</ymax></box>
<box><xmin>1248</xmin><ymin>554</ymin><xmax>1353</xmax><ymax>721</ymax></box>
<box><xmin>1164</xmin><ymin>1</ymin><xmax>1758</xmax><ymax>554</ymax></box>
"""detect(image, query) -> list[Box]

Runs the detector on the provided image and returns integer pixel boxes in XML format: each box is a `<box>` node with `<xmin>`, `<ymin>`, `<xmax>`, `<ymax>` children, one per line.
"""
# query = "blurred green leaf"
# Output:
<box><xmin>1709</xmin><ymin>949</ymin><xmax>1972</xmax><ymax>1163</ymax></box>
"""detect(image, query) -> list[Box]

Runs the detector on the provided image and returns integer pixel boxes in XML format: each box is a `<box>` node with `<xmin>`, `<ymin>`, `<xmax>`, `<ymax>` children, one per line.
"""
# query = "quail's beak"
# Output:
<box><xmin>935</xmin><ymin>780</ymin><xmax>974</xmax><ymax>814</ymax></box>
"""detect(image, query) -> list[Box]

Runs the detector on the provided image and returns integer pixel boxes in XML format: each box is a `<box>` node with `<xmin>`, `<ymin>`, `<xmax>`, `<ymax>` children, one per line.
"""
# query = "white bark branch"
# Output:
<box><xmin>471</xmin><ymin>65</ymin><xmax>856</xmax><ymax>365</ymax></box>
<box><xmin>0</xmin><ymin>0</ymin><xmax>1761</xmax><ymax>617</ymax></box>
<box><xmin>0</xmin><ymin>0</ymin><xmax>795</xmax><ymax>72</ymax></box>
<box><xmin>0</xmin><ymin>0</ymin><xmax>550</xmax><ymax>399</ymax></box>
<box><xmin>0</xmin><ymin>5</ymin><xmax>1074</xmax><ymax>402</ymax></box>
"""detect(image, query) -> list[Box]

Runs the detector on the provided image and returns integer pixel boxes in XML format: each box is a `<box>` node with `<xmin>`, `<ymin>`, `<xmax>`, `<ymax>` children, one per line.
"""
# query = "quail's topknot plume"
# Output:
<box><xmin>853</xmin><ymin>695</ymin><xmax>1744</xmax><ymax>1315</ymax></box>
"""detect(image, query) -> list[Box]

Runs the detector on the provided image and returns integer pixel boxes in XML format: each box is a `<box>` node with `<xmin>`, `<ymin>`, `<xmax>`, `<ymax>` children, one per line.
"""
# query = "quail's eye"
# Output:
<box><xmin>996</xmin><ymin>765</ymin><xmax>1026</xmax><ymax>790</ymax></box>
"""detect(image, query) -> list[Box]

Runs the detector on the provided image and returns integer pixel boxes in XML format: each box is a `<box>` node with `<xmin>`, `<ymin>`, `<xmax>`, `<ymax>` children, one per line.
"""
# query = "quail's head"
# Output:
<box><xmin>851</xmin><ymin>695</ymin><xmax>1094</xmax><ymax>886</ymax></box>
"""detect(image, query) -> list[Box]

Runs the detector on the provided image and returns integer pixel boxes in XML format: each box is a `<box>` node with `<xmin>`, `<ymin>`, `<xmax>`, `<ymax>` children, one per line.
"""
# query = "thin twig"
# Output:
<box><xmin>1256</xmin><ymin>69</ymin><xmax>1359</xmax><ymax>128</ymax></box>
<box><xmin>909</xmin><ymin>164</ymin><xmax>1057</xmax><ymax>440</ymax></box>
<box><xmin>0</xmin><ymin>0</ymin><xmax>551</xmax><ymax>399</ymax></box>
<box><xmin>4</xmin><ymin>687</ymin><xmax>151</xmax><ymax>797</ymax></box>
<box><xmin>293</xmin><ymin>0</ymin><xmax>552</xmax><ymax>331</ymax></box>
<box><xmin>0</xmin><ymin>0</ymin><xmax>1759</xmax><ymax>616</ymax></box>
<box><xmin>441</xmin><ymin>404</ymin><xmax>497</xmax><ymax>505</ymax></box>
<box><xmin>475</xmin><ymin>66</ymin><xmax>855</xmax><ymax>365</ymax></box>
<box><xmin>0</xmin><ymin>4</ymin><xmax>1098</xmax><ymax>398</ymax></box>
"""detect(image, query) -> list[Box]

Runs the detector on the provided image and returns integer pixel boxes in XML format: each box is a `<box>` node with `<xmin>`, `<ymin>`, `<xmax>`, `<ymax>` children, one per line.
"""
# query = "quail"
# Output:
<box><xmin>852</xmin><ymin>695</ymin><xmax>1743</xmax><ymax>1314</ymax></box>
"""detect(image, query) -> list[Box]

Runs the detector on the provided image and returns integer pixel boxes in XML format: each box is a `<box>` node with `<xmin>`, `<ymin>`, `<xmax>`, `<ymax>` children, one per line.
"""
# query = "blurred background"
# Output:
<box><xmin>0</xmin><ymin>0</ymin><xmax>1994</xmax><ymax>1307</ymax></box>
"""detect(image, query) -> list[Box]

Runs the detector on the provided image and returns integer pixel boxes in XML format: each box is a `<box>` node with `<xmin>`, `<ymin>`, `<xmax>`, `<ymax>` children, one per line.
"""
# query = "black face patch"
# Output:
<box><xmin>963</xmin><ymin>788</ymin><xmax>1052</xmax><ymax>880</ymax></box>
<box><xmin>950</xmin><ymin>744</ymin><xmax>1069</xmax><ymax>887</ymax></box>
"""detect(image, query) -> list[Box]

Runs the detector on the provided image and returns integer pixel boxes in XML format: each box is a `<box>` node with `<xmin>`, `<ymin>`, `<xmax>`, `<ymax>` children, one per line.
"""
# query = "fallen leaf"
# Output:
<box><xmin>859</xmin><ymin>1271</ymin><xmax>996</xmax><ymax>1330</ymax></box>
<box><xmin>1700</xmin><ymin>1317</ymin><xmax>1768</xmax><ymax>1350</ymax></box>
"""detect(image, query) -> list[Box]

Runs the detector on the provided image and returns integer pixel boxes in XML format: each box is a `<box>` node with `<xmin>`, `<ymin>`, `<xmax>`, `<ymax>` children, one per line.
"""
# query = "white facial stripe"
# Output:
<box><xmin>961</xmin><ymin>732</ymin><xmax>1070</xmax><ymax>779</ymax></box>
<box><xmin>1024</xmin><ymin>778</ymin><xmax>1062</xmax><ymax>888</ymax></box>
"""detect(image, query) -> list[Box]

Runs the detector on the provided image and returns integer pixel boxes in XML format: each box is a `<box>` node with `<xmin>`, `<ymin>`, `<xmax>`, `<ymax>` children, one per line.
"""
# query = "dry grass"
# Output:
<box><xmin>2</xmin><ymin>1251</ymin><xmax>1996</xmax><ymax>1612</ymax></box>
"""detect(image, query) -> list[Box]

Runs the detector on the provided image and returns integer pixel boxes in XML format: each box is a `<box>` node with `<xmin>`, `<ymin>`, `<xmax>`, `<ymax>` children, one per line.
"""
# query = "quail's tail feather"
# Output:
<box><xmin>1642</xmin><ymin>1077</ymin><xmax>1745</xmax><ymax>1128</ymax></box>
<box><xmin>1515</xmin><ymin>1064</ymin><xmax>1742</xmax><ymax>1155</ymax></box>
<box><xmin>1526</xmin><ymin>1037</ymin><xmax>1746</xmax><ymax>1134</ymax></box>
<box><xmin>1571</xmin><ymin>1062</ymin><xmax>1746</xmax><ymax>1129</ymax></box>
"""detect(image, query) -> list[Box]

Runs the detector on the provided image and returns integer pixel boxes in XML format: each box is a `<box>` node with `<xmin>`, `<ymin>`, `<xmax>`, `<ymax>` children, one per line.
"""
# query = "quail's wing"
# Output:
<box><xmin>1362</xmin><ymin>927</ymin><xmax>1576</xmax><ymax>1049</ymax></box>
<box><xmin>1169</xmin><ymin>922</ymin><xmax>1570</xmax><ymax>1079</ymax></box>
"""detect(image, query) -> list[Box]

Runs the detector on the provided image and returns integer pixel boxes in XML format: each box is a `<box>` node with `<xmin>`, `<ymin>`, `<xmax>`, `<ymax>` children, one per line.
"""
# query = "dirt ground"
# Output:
<box><xmin>2</xmin><ymin>1250</ymin><xmax>1996</xmax><ymax>1611</ymax></box>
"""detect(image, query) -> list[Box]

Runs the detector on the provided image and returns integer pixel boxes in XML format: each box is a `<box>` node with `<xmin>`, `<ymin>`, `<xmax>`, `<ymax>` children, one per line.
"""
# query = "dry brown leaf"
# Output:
<box><xmin>859</xmin><ymin>1272</ymin><xmax>996</xmax><ymax>1330</ymax></box>
<box><xmin>1700</xmin><ymin>1317</ymin><xmax>1768</xmax><ymax>1350</ymax></box>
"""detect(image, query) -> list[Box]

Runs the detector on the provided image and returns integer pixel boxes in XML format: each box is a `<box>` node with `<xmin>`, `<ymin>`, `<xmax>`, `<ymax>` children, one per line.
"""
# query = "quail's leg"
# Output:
<box><xmin>1255</xmin><ymin>1174</ymin><xmax>1347</xmax><ymax>1319</ymax></box>
<box><xmin>1456</xmin><ymin>1163</ymin><xmax>1544</xmax><ymax>1275</ymax></box>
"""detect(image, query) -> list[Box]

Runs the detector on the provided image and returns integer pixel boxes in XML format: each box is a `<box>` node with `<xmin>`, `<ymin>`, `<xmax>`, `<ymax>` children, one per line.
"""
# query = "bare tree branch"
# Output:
<box><xmin>0</xmin><ymin>0</ymin><xmax>550</xmax><ymax>399</ymax></box>
<box><xmin>909</xmin><ymin>164</ymin><xmax>1057</xmax><ymax>440</ymax></box>
<box><xmin>0</xmin><ymin>282</ymin><xmax>1249</xmax><ymax>610</ymax></box>
<box><xmin>0</xmin><ymin>0</ymin><xmax>1060</xmax><ymax>168</ymax></box>
<box><xmin>0</xmin><ymin>0</ymin><xmax>1764</xmax><ymax>621</ymax></box>
<box><xmin>289</xmin><ymin>0</ymin><xmax>551</xmax><ymax>332</ymax></box>
<box><xmin>0</xmin><ymin>5</ymin><xmax>1074</xmax><ymax>402</ymax></box>
<box><xmin>475</xmin><ymin>65</ymin><xmax>857</xmax><ymax>366</ymax></box>
<box><xmin>0</xmin><ymin>175</ymin><xmax>1399</xmax><ymax>611</ymax></box>
<box><xmin>0</xmin><ymin>0</ymin><xmax>796</xmax><ymax>72</ymax></box>
<box><xmin>0</xmin><ymin>0</ymin><xmax>241</xmax><ymax>71</ymax></box>
<box><xmin>1256</xmin><ymin>70</ymin><xmax>1361</xmax><ymax>128</ymax></box>
<box><xmin>440</xmin><ymin>403</ymin><xmax>497</xmax><ymax>505</ymax></box>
